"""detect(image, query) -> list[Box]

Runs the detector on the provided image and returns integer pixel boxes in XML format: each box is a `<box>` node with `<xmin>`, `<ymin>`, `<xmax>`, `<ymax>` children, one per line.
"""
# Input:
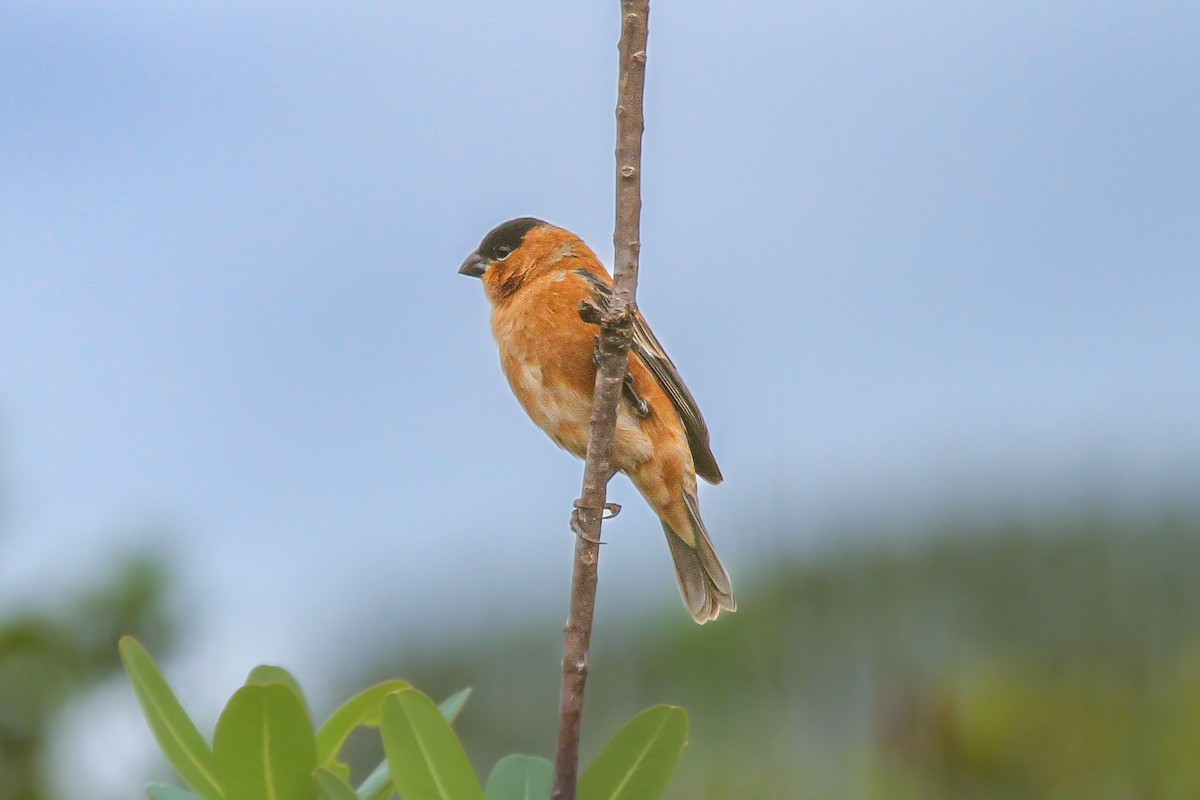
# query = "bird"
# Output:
<box><xmin>459</xmin><ymin>217</ymin><xmax>735</xmax><ymax>623</ymax></box>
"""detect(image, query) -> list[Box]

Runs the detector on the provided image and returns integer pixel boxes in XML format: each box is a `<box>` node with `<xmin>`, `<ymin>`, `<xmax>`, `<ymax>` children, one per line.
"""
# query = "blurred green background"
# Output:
<box><xmin>349</xmin><ymin>508</ymin><xmax>1200</xmax><ymax>800</ymax></box>
<box><xmin>5</xmin><ymin>498</ymin><xmax>1200</xmax><ymax>798</ymax></box>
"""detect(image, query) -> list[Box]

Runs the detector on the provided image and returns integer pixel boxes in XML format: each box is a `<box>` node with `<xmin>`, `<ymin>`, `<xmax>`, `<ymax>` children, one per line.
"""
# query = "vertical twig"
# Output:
<box><xmin>550</xmin><ymin>2</ymin><xmax>650</xmax><ymax>799</ymax></box>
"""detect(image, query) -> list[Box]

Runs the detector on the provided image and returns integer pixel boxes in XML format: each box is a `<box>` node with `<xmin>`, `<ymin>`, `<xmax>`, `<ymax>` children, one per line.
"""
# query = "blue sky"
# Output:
<box><xmin>2</xmin><ymin>1</ymin><xmax>1199</xmax><ymax>793</ymax></box>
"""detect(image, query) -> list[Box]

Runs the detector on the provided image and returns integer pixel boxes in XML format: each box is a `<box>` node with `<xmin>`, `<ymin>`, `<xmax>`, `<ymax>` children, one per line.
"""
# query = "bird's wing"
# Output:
<box><xmin>575</xmin><ymin>268</ymin><xmax>723</xmax><ymax>484</ymax></box>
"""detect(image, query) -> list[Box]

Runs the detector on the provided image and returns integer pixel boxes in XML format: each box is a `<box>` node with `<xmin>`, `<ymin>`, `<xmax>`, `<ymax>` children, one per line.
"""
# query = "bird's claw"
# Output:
<box><xmin>585</xmin><ymin>319</ymin><xmax>650</xmax><ymax>419</ymax></box>
<box><xmin>623</xmin><ymin>374</ymin><xmax>650</xmax><ymax>418</ymax></box>
<box><xmin>570</xmin><ymin>507</ymin><xmax>603</xmax><ymax>543</ymax></box>
<box><xmin>578</xmin><ymin>300</ymin><xmax>603</xmax><ymax>325</ymax></box>
<box><xmin>573</xmin><ymin>498</ymin><xmax>622</xmax><ymax>518</ymax></box>
<box><xmin>570</xmin><ymin>499</ymin><xmax>622</xmax><ymax>543</ymax></box>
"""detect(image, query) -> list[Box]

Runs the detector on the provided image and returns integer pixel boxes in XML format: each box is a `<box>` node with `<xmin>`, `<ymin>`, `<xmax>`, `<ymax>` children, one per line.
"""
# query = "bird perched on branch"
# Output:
<box><xmin>459</xmin><ymin>217</ymin><xmax>735</xmax><ymax>623</ymax></box>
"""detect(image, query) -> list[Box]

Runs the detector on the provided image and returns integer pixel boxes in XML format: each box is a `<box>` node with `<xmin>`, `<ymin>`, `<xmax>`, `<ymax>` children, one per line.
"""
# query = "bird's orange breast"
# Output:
<box><xmin>491</xmin><ymin>269</ymin><xmax>600</xmax><ymax>457</ymax></box>
<box><xmin>488</xmin><ymin>266</ymin><xmax>680</xmax><ymax>475</ymax></box>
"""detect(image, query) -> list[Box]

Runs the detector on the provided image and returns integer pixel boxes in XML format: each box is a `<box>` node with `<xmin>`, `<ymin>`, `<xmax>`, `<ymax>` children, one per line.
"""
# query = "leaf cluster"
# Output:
<box><xmin>120</xmin><ymin>637</ymin><xmax>687</xmax><ymax>800</ymax></box>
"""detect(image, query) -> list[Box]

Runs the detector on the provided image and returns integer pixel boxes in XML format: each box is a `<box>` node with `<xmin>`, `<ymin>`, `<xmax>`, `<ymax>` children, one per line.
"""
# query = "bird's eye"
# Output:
<box><xmin>495</xmin><ymin>244</ymin><xmax>513</xmax><ymax>260</ymax></box>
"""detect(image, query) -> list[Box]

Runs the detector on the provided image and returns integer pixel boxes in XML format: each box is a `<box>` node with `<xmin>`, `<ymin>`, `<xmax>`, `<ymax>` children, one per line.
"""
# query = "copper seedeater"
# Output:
<box><xmin>459</xmin><ymin>217</ymin><xmax>734</xmax><ymax>623</ymax></box>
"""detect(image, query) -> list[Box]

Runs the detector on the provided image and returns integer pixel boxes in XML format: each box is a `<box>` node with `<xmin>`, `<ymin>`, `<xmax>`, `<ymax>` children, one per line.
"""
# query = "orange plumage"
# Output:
<box><xmin>459</xmin><ymin>217</ymin><xmax>735</xmax><ymax>623</ymax></box>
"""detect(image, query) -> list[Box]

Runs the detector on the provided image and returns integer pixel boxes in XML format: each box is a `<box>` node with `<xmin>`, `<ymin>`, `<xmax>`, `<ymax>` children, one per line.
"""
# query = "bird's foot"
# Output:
<box><xmin>584</xmin><ymin>303</ymin><xmax>648</xmax><ymax>418</ymax></box>
<box><xmin>578</xmin><ymin>299</ymin><xmax>604</xmax><ymax>325</ymax></box>
<box><xmin>570</xmin><ymin>499</ymin><xmax>622</xmax><ymax>543</ymax></box>
<box><xmin>623</xmin><ymin>373</ymin><xmax>650</xmax><ymax>418</ymax></box>
<box><xmin>569</xmin><ymin>507</ymin><xmax>603</xmax><ymax>543</ymax></box>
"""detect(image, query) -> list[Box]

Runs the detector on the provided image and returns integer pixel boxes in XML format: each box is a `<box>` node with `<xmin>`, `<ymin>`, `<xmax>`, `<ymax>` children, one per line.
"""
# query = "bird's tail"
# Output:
<box><xmin>663</xmin><ymin>492</ymin><xmax>736</xmax><ymax>624</ymax></box>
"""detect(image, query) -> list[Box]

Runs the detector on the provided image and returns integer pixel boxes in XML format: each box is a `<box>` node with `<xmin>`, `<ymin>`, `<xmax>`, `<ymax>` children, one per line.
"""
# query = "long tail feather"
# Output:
<box><xmin>663</xmin><ymin>493</ymin><xmax>735</xmax><ymax>623</ymax></box>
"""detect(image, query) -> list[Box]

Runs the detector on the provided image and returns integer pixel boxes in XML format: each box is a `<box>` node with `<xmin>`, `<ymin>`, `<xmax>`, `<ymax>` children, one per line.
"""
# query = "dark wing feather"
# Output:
<box><xmin>630</xmin><ymin>314</ymin><xmax>723</xmax><ymax>483</ymax></box>
<box><xmin>575</xmin><ymin>269</ymin><xmax>723</xmax><ymax>484</ymax></box>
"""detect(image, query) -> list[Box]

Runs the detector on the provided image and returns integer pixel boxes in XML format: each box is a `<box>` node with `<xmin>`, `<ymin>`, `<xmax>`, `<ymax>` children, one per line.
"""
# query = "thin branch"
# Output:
<box><xmin>550</xmin><ymin>2</ymin><xmax>650</xmax><ymax>799</ymax></box>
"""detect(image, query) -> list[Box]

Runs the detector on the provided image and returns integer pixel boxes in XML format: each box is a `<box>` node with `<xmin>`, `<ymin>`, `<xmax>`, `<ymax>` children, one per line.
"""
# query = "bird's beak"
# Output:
<box><xmin>458</xmin><ymin>251</ymin><xmax>487</xmax><ymax>278</ymax></box>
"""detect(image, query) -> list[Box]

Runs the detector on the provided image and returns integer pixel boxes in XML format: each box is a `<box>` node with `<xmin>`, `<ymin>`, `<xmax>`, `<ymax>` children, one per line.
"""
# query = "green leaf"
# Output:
<box><xmin>577</xmin><ymin>706</ymin><xmax>688</xmax><ymax>800</ymax></box>
<box><xmin>380</xmin><ymin>689</ymin><xmax>483</xmax><ymax>800</ymax></box>
<box><xmin>355</xmin><ymin>687</ymin><xmax>473</xmax><ymax>800</ymax></box>
<box><xmin>437</xmin><ymin>687</ymin><xmax>472</xmax><ymax>725</ymax></box>
<box><xmin>119</xmin><ymin>637</ymin><xmax>224</xmax><ymax>800</ymax></box>
<box><xmin>315</xmin><ymin>679</ymin><xmax>410</xmax><ymax>766</ymax></box>
<box><xmin>484</xmin><ymin>755</ymin><xmax>553</xmax><ymax>800</ymax></box>
<box><xmin>213</xmin><ymin>683</ymin><xmax>319</xmax><ymax>800</ymax></box>
<box><xmin>314</xmin><ymin>767</ymin><xmax>361</xmax><ymax>800</ymax></box>
<box><xmin>245</xmin><ymin>665</ymin><xmax>310</xmax><ymax>717</ymax></box>
<box><xmin>326</xmin><ymin>762</ymin><xmax>351</xmax><ymax>782</ymax></box>
<box><xmin>146</xmin><ymin>785</ymin><xmax>203</xmax><ymax>800</ymax></box>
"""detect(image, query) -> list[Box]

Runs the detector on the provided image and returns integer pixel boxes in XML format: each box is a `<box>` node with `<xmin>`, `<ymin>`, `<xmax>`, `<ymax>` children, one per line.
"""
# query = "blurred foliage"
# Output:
<box><xmin>121</xmin><ymin>636</ymin><xmax>685</xmax><ymax>800</ymax></box>
<box><xmin>351</xmin><ymin>509</ymin><xmax>1200</xmax><ymax>799</ymax></box>
<box><xmin>0</xmin><ymin>556</ymin><xmax>173</xmax><ymax>800</ymax></box>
